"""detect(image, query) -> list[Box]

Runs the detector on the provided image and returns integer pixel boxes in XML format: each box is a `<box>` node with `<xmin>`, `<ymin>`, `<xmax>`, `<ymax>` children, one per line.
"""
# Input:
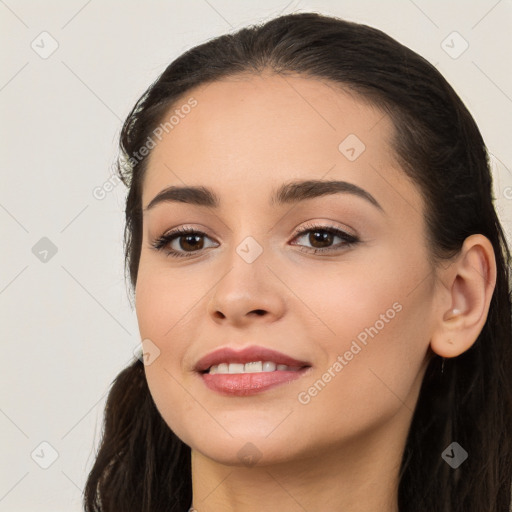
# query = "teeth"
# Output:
<box><xmin>263</xmin><ymin>361</ymin><xmax>276</xmax><ymax>372</ymax></box>
<box><xmin>244</xmin><ymin>361</ymin><xmax>263</xmax><ymax>372</ymax></box>
<box><xmin>208</xmin><ymin>360</ymin><xmax>297</xmax><ymax>374</ymax></box>
<box><xmin>228</xmin><ymin>363</ymin><xmax>244</xmax><ymax>374</ymax></box>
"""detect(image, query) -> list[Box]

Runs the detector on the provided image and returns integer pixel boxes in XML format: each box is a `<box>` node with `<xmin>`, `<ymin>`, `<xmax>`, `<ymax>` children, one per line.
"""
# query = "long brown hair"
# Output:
<box><xmin>84</xmin><ymin>12</ymin><xmax>512</xmax><ymax>511</ymax></box>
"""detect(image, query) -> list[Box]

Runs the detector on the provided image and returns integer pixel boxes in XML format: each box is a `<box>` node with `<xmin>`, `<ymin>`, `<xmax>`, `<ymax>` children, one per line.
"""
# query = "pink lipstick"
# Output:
<box><xmin>195</xmin><ymin>345</ymin><xmax>312</xmax><ymax>396</ymax></box>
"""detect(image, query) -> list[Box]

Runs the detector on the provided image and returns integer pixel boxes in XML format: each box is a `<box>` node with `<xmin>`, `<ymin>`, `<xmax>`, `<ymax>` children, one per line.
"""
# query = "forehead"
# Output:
<box><xmin>141</xmin><ymin>73</ymin><xmax>421</xmax><ymax>217</ymax></box>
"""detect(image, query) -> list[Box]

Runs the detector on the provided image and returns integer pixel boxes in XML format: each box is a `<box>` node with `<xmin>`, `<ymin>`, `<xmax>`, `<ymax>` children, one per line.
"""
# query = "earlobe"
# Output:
<box><xmin>429</xmin><ymin>234</ymin><xmax>497</xmax><ymax>359</ymax></box>
<box><xmin>430</xmin><ymin>307</ymin><xmax>464</xmax><ymax>358</ymax></box>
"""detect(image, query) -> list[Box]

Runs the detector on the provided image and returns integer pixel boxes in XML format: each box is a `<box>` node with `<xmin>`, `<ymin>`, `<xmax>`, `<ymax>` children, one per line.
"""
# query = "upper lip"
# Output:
<box><xmin>194</xmin><ymin>345</ymin><xmax>311</xmax><ymax>373</ymax></box>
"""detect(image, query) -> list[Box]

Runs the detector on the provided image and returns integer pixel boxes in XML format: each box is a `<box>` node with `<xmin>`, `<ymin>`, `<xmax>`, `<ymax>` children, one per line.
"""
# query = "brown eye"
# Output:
<box><xmin>152</xmin><ymin>228</ymin><xmax>218</xmax><ymax>258</ymax></box>
<box><xmin>178</xmin><ymin>233</ymin><xmax>204</xmax><ymax>251</ymax></box>
<box><xmin>307</xmin><ymin>230</ymin><xmax>335</xmax><ymax>249</ymax></box>
<box><xmin>291</xmin><ymin>224</ymin><xmax>359</xmax><ymax>254</ymax></box>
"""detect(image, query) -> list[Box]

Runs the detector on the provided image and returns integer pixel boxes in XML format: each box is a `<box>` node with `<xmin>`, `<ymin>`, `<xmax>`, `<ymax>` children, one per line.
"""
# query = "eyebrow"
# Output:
<box><xmin>144</xmin><ymin>179</ymin><xmax>384</xmax><ymax>212</ymax></box>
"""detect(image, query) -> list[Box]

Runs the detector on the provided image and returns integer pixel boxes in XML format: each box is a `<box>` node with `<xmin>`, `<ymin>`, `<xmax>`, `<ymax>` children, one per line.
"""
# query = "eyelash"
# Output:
<box><xmin>151</xmin><ymin>223</ymin><xmax>359</xmax><ymax>259</ymax></box>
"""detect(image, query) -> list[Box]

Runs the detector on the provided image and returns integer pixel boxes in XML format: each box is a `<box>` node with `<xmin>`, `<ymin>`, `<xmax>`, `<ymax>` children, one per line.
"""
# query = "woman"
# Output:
<box><xmin>83</xmin><ymin>12</ymin><xmax>512</xmax><ymax>512</ymax></box>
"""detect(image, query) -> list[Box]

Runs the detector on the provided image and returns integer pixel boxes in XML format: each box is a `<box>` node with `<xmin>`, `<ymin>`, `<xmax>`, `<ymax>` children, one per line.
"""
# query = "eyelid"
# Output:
<box><xmin>159</xmin><ymin>223</ymin><xmax>215</xmax><ymax>238</ymax></box>
<box><xmin>151</xmin><ymin>220</ymin><xmax>360</xmax><ymax>259</ymax></box>
<box><xmin>289</xmin><ymin>222</ymin><xmax>359</xmax><ymax>251</ymax></box>
<box><xmin>152</xmin><ymin>225</ymin><xmax>218</xmax><ymax>253</ymax></box>
<box><xmin>290</xmin><ymin>220</ymin><xmax>357</xmax><ymax>240</ymax></box>
<box><xmin>154</xmin><ymin>222</ymin><xmax>353</xmax><ymax>244</ymax></box>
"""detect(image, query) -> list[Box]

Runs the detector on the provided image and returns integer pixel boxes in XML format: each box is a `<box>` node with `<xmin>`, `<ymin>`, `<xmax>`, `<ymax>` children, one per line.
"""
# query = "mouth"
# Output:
<box><xmin>203</xmin><ymin>361</ymin><xmax>306</xmax><ymax>374</ymax></box>
<box><xmin>194</xmin><ymin>345</ymin><xmax>312</xmax><ymax>396</ymax></box>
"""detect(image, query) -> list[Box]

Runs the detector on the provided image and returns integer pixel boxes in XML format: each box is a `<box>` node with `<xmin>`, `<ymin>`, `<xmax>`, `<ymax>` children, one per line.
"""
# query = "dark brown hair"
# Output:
<box><xmin>83</xmin><ymin>12</ymin><xmax>512</xmax><ymax>512</ymax></box>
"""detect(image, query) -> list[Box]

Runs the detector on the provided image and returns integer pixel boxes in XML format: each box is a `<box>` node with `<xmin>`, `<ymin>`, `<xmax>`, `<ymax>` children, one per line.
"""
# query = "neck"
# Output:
<box><xmin>190</xmin><ymin>404</ymin><xmax>411</xmax><ymax>512</ymax></box>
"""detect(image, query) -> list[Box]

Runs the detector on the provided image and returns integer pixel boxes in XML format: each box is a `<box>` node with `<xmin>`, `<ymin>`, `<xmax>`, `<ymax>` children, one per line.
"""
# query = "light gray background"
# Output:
<box><xmin>1</xmin><ymin>1</ymin><xmax>511</xmax><ymax>510</ymax></box>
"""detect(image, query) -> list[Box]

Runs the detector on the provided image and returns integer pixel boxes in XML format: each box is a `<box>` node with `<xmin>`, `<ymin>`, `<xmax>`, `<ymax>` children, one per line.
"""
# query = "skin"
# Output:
<box><xmin>135</xmin><ymin>73</ymin><xmax>496</xmax><ymax>512</ymax></box>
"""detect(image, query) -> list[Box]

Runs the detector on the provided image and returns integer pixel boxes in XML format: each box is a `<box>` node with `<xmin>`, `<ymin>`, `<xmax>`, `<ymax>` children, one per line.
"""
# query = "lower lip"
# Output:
<box><xmin>200</xmin><ymin>368</ymin><xmax>311</xmax><ymax>396</ymax></box>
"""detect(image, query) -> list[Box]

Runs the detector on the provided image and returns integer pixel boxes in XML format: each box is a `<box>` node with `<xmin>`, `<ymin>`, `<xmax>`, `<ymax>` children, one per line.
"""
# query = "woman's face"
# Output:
<box><xmin>135</xmin><ymin>73</ymin><xmax>438</xmax><ymax>465</ymax></box>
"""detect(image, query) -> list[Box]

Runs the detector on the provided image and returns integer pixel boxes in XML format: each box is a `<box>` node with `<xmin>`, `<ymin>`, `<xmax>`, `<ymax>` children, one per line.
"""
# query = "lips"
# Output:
<box><xmin>194</xmin><ymin>345</ymin><xmax>311</xmax><ymax>373</ymax></box>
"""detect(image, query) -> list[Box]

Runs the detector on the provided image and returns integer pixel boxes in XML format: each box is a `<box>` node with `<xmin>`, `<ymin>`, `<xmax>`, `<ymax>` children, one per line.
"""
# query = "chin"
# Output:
<box><xmin>189</xmin><ymin>437</ymin><xmax>299</xmax><ymax>468</ymax></box>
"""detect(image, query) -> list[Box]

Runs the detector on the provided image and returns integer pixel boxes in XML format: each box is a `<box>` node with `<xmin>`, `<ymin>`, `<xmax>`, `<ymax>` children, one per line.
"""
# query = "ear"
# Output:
<box><xmin>430</xmin><ymin>234</ymin><xmax>497</xmax><ymax>358</ymax></box>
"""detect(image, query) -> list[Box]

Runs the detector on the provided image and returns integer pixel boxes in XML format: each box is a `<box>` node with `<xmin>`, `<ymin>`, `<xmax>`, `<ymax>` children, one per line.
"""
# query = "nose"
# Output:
<box><xmin>206</xmin><ymin>250</ymin><xmax>286</xmax><ymax>328</ymax></box>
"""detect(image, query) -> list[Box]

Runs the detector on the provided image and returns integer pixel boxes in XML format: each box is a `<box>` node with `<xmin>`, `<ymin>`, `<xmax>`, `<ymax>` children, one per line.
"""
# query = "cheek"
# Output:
<box><xmin>292</xmin><ymin>251</ymin><xmax>432</xmax><ymax>412</ymax></box>
<box><xmin>135</xmin><ymin>261</ymin><xmax>214</xmax><ymax>435</ymax></box>
<box><xmin>135</xmin><ymin>259</ymin><xmax>206</xmax><ymax>343</ymax></box>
